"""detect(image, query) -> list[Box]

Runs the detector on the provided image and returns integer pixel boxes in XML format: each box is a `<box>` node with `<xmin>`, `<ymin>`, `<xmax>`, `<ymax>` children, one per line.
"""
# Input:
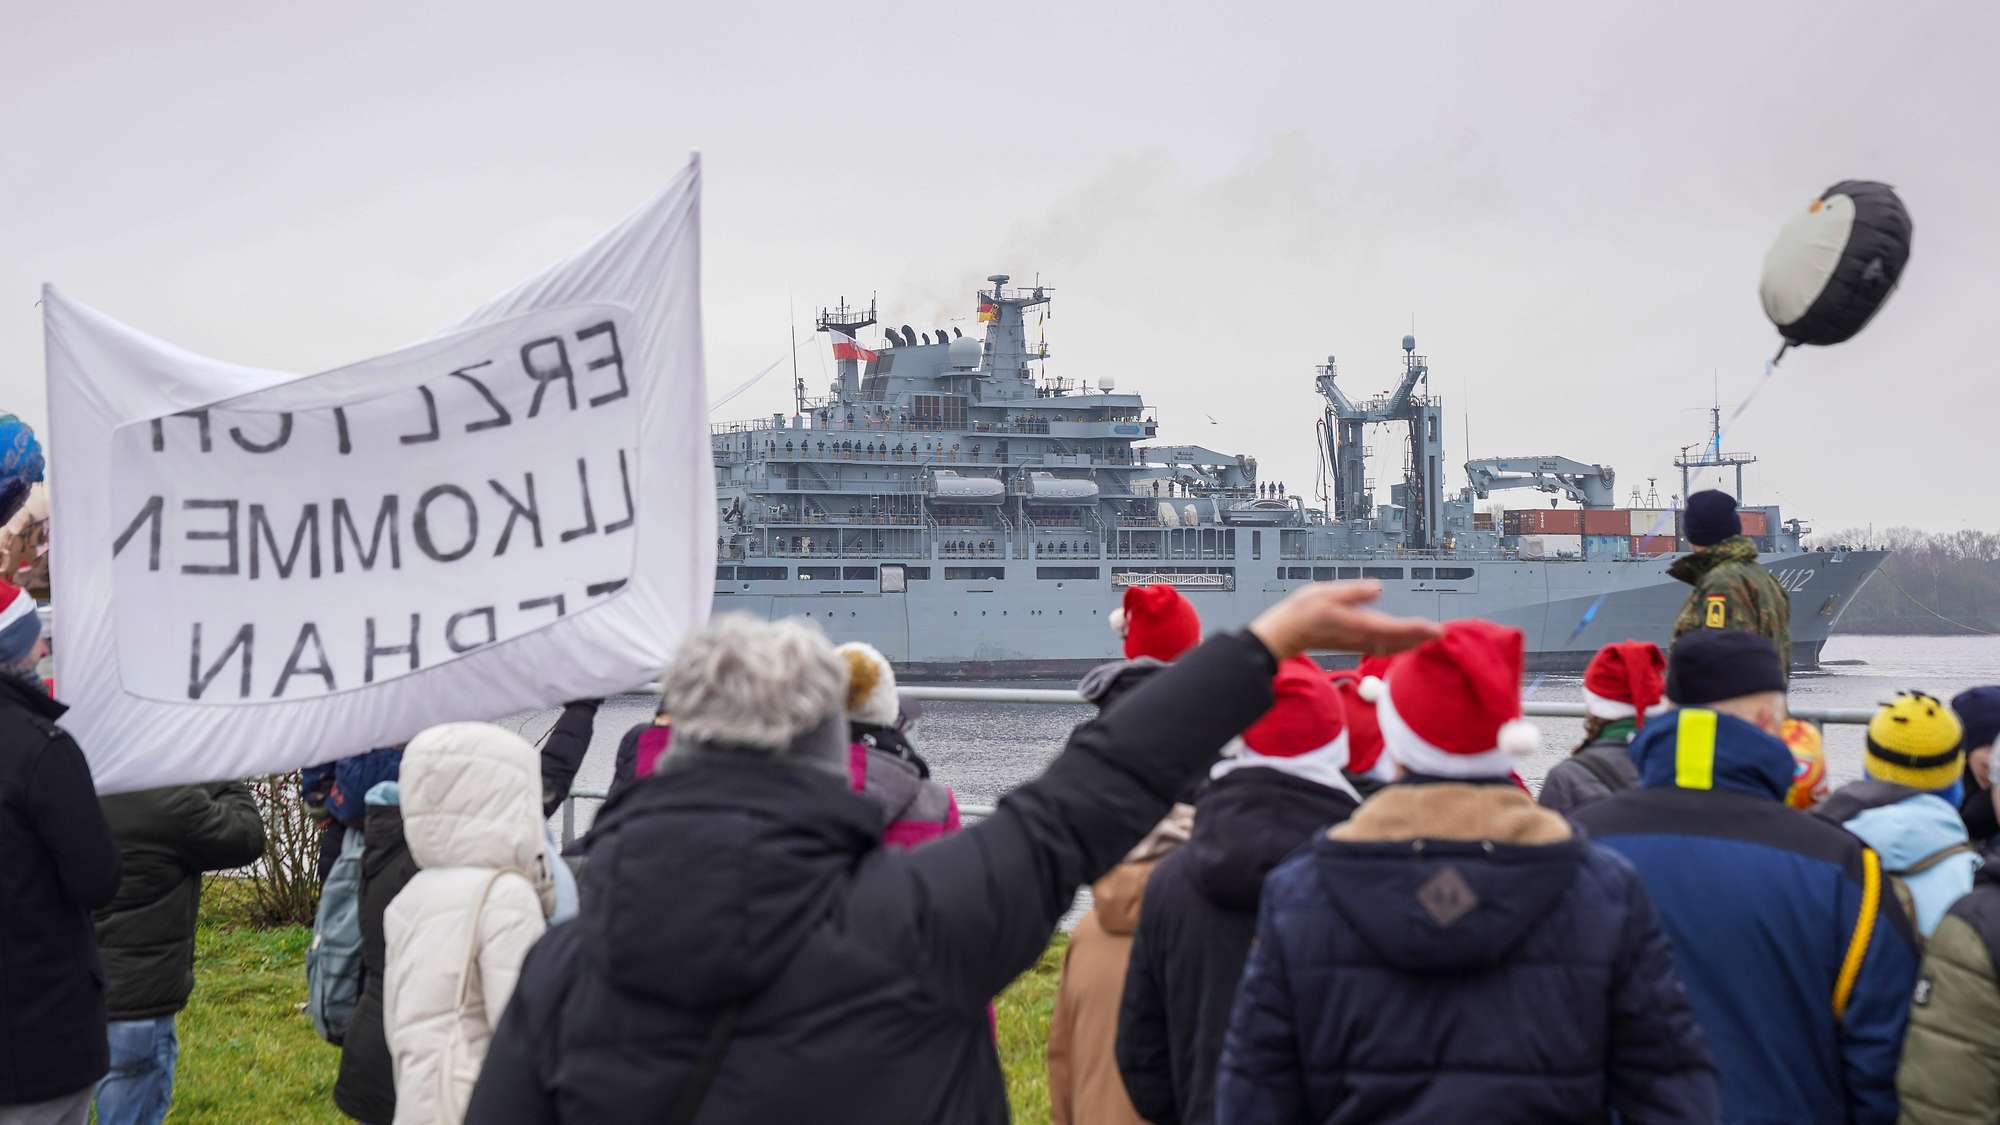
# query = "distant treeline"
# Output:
<box><xmin>1808</xmin><ymin>527</ymin><xmax>2000</xmax><ymax>636</ymax></box>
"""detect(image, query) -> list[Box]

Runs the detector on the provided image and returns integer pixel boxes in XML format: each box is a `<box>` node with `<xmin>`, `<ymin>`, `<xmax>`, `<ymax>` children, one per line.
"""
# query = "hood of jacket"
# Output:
<box><xmin>1187</xmin><ymin>767</ymin><xmax>1359</xmax><ymax>913</ymax></box>
<box><xmin>1668</xmin><ymin>535</ymin><xmax>1759</xmax><ymax>585</ymax></box>
<box><xmin>578</xmin><ymin>756</ymin><xmax>881</xmax><ymax>1006</ymax></box>
<box><xmin>1629</xmin><ymin>707</ymin><xmax>1792</xmax><ymax>801</ymax></box>
<box><xmin>850</xmin><ymin>741</ymin><xmax>931</xmax><ymax>824</ymax></box>
<box><xmin>1317</xmin><ymin>783</ymin><xmax>1584</xmax><ymax>973</ymax></box>
<box><xmin>399</xmin><ymin>722</ymin><xmax>554</xmax><ymax>914</ymax></box>
<box><xmin>1090</xmin><ymin>804</ymin><xmax>1194</xmax><ymax>935</ymax></box>
<box><xmin>1823</xmin><ymin>784</ymin><xmax>1970</xmax><ymax>870</ymax></box>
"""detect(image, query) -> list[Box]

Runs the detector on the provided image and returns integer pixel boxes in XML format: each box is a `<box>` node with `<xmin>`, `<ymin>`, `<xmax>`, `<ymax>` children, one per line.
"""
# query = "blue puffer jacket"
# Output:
<box><xmin>1216</xmin><ymin>782</ymin><xmax>1716</xmax><ymax>1124</ymax></box>
<box><xmin>1816</xmin><ymin>781</ymin><xmax>1979</xmax><ymax>940</ymax></box>
<box><xmin>1571</xmin><ymin>710</ymin><xmax>1921</xmax><ymax>1125</ymax></box>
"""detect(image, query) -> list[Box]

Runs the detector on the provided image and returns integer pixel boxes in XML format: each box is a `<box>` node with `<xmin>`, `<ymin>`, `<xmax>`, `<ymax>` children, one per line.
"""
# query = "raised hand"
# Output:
<box><xmin>1248</xmin><ymin>580</ymin><xmax>1442</xmax><ymax>661</ymax></box>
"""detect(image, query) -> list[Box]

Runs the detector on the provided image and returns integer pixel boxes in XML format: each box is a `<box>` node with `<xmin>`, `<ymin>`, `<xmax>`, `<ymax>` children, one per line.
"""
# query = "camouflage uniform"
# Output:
<box><xmin>1669</xmin><ymin>535</ymin><xmax>1792</xmax><ymax>670</ymax></box>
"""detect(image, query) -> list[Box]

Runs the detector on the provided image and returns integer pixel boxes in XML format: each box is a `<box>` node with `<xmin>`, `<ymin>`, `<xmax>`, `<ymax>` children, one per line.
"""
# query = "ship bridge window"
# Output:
<box><xmin>945</xmin><ymin>566</ymin><xmax>1006</xmax><ymax>580</ymax></box>
<box><xmin>715</xmin><ymin>566</ymin><xmax>736</xmax><ymax>581</ymax></box>
<box><xmin>739</xmin><ymin>566</ymin><xmax>787</xmax><ymax>581</ymax></box>
<box><xmin>904</xmin><ymin>567</ymin><xmax>930</xmax><ymax>580</ymax></box>
<box><xmin>1037</xmin><ymin>566</ymin><xmax>1099</xmax><ymax>580</ymax></box>
<box><xmin>1338</xmin><ymin>567</ymin><xmax>1362</xmax><ymax>579</ymax></box>
<box><xmin>1286</xmin><ymin>567</ymin><xmax>1312</xmax><ymax>580</ymax></box>
<box><xmin>1429</xmin><ymin>567</ymin><xmax>1476</xmax><ymax>581</ymax></box>
<box><xmin>843</xmin><ymin>567</ymin><xmax>878</xmax><ymax>580</ymax></box>
<box><xmin>1362</xmin><ymin>567</ymin><xmax>1404</xmax><ymax>580</ymax></box>
<box><xmin>913</xmin><ymin>394</ymin><xmax>967</xmax><ymax>429</ymax></box>
<box><xmin>797</xmin><ymin>567</ymin><xmax>844</xmax><ymax>581</ymax></box>
<box><xmin>1411</xmin><ymin>567</ymin><xmax>1432</xmax><ymax>579</ymax></box>
<box><xmin>1312</xmin><ymin>567</ymin><xmax>1338</xmax><ymax>581</ymax></box>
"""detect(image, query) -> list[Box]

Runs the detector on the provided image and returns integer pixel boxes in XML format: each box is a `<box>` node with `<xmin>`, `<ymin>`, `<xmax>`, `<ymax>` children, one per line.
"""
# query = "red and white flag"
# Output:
<box><xmin>828</xmin><ymin>329</ymin><xmax>876</xmax><ymax>363</ymax></box>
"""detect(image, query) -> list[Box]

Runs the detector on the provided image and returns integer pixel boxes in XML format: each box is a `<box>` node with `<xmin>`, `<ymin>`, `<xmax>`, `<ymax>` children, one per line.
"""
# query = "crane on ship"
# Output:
<box><xmin>1463</xmin><ymin>455</ymin><xmax>1618</xmax><ymax>508</ymax></box>
<box><xmin>1314</xmin><ymin>335</ymin><xmax>1445</xmax><ymax>549</ymax></box>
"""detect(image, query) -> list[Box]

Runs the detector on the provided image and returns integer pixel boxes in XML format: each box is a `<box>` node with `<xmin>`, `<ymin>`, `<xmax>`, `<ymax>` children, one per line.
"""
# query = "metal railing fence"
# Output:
<box><xmin>556</xmin><ymin>687</ymin><xmax>1875</xmax><ymax>844</ymax></box>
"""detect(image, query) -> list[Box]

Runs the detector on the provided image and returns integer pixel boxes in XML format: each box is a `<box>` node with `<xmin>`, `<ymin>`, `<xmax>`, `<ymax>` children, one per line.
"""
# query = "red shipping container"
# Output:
<box><xmin>1583</xmin><ymin>509</ymin><xmax>1629</xmax><ymax>536</ymax></box>
<box><xmin>1740</xmin><ymin>511</ymin><xmax>1769</xmax><ymax>536</ymax></box>
<box><xmin>1632</xmin><ymin>535</ymin><xmax>1678</xmax><ymax>556</ymax></box>
<box><xmin>1541</xmin><ymin>509</ymin><xmax>1585</xmax><ymax>535</ymax></box>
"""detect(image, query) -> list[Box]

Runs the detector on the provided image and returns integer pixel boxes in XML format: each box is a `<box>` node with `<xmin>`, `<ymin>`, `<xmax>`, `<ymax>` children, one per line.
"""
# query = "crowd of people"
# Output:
<box><xmin>4</xmin><ymin>483</ymin><xmax>2000</xmax><ymax>1123</ymax></box>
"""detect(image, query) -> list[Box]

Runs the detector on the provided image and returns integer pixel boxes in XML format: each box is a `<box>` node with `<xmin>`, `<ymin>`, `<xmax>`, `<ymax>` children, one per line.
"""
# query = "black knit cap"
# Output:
<box><xmin>1667</xmin><ymin>630</ymin><xmax>1784</xmax><ymax>705</ymax></box>
<box><xmin>1953</xmin><ymin>686</ymin><xmax>2000</xmax><ymax>751</ymax></box>
<box><xmin>1685</xmin><ymin>490</ymin><xmax>1742</xmax><ymax>547</ymax></box>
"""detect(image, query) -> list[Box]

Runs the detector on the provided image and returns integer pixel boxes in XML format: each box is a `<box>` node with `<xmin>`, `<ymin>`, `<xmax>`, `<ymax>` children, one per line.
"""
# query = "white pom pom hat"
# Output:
<box><xmin>1373</xmin><ymin>620</ymin><xmax>1538</xmax><ymax>779</ymax></box>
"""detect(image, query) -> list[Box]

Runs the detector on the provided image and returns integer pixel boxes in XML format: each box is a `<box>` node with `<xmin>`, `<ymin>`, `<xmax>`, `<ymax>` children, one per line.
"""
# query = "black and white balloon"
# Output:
<box><xmin>1759</xmin><ymin>180</ymin><xmax>1912</xmax><ymax>349</ymax></box>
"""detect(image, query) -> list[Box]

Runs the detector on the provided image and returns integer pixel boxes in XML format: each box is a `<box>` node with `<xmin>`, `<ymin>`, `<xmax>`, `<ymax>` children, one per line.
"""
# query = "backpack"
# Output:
<box><xmin>306</xmin><ymin>825</ymin><xmax>366</xmax><ymax>1044</ymax></box>
<box><xmin>1885</xmin><ymin>842</ymin><xmax>1979</xmax><ymax>949</ymax></box>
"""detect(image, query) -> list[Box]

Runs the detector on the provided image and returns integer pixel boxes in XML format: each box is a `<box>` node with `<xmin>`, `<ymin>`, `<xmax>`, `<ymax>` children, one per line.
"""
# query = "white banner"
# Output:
<box><xmin>45</xmin><ymin>157</ymin><xmax>712</xmax><ymax>792</ymax></box>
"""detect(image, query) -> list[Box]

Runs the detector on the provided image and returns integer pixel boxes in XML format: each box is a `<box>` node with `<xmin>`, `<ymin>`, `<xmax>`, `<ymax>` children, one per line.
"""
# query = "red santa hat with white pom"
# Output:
<box><xmin>1108</xmin><ymin>584</ymin><xmax>1201</xmax><ymax>663</ymax></box>
<box><xmin>1582</xmin><ymin>640</ymin><xmax>1669</xmax><ymax>727</ymax></box>
<box><xmin>1363</xmin><ymin>619</ymin><xmax>1538</xmax><ymax>779</ymax></box>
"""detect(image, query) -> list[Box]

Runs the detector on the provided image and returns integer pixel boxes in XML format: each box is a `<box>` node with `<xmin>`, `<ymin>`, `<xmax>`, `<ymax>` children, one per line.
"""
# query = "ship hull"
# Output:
<box><xmin>713</xmin><ymin>549</ymin><xmax>1885</xmax><ymax>678</ymax></box>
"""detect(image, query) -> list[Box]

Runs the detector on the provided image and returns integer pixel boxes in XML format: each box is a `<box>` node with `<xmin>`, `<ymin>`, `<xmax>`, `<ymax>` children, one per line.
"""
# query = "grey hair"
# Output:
<box><xmin>664</xmin><ymin>613</ymin><xmax>848</xmax><ymax>752</ymax></box>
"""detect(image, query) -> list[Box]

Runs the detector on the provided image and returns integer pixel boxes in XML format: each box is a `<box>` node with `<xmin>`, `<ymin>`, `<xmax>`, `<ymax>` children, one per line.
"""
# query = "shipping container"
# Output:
<box><xmin>1508</xmin><ymin>509</ymin><xmax>1585</xmax><ymax>535</ymax></box>
<box><xmin>1583</xmin><ymin>509</ymin><xmax>1630</xmax><ymax>536</ymax></box>
<box><xmin>1632</xmin><ymin>534</ymin><xmax>1678</xmax><ymax>556</ymax></box>
<box><xmin>1472</xmin><ymin>513</ymin><xmax>1496</xmax><ymax>529</ymax></box>
<box><xmin>1518</xmin><ymin>534</ymin><xmax>1584</xmax><ymax>559</ymax></box>
<box><xmin>1584</xmin><ymin>534</ymin><xmax>1631</xmax><ymax>559</ymax></box>
<box><xmin>1628</xmin><ymin>509</ymin><xmax>1674</xmax><ymax>537</ymax></box>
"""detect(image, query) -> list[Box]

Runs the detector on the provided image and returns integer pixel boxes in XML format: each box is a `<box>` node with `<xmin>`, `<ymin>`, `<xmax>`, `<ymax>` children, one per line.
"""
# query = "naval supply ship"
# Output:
<box><xmin>711</xmin><ymin>275</ymin><xmax>1884</xmax><ymax>676</ymax></box>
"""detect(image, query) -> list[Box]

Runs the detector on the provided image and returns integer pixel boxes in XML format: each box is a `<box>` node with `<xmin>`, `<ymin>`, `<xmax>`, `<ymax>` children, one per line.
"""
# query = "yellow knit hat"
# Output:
<box><xmin>1864</xmin><ymin>691</ymin><xmax>1965</xmax><ymax>791</ymax></box>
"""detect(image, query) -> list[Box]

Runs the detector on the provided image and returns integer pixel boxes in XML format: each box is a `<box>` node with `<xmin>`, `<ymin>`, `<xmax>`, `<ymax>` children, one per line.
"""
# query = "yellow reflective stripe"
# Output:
<box><xmin>1833</xmin><ymin>848</ymin><xmax>1881</xmax><ymax>1021</ymax></box>
<box><xmin>1674</xmin><ymin>709</ymin><xmax>1717</xmax><ymax>791</ymax></box>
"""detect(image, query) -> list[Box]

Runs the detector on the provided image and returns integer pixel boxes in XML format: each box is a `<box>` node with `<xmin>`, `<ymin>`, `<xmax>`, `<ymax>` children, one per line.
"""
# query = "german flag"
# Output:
<box><xmin>977</xmin><ymin>301</ymin><xmax>998</xmax><ymax>322</ymax></box>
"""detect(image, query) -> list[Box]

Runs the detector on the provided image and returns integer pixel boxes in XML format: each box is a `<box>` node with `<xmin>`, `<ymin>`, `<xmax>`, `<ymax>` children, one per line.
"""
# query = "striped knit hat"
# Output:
<box><xmin>1865</xmin><ymin>691</ymin><xmax>1964</xmax><ymax>792</ymax></box>
<box><xmin>0</xmin><ymin>580</ymin><xmax>40</xmax><ymax>667</ymax></box>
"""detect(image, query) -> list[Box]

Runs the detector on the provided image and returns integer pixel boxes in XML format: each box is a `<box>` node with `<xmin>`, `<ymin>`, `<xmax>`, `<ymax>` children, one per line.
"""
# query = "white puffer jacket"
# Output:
<box><xmin>383</xmin><ymin>723</ymin><xmax>555</xmax><ymax>1124</ymax></box>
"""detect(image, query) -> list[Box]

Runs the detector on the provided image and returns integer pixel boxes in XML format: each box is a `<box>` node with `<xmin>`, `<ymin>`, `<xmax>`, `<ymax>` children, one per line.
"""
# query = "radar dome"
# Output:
<box><xmin>948</xmin><ymin>335</ymin><xmax>982</xmax><ymax>369</ymax></box>
<box><xmin>1097</xmin><ymin>376</ymin><xmax>1117</xmax><ymax>392</ymax></box>
<box><xmin>1402</xmin><ymin>334</ymin><xmax>1417</xmax><ymax>353</ymax></box>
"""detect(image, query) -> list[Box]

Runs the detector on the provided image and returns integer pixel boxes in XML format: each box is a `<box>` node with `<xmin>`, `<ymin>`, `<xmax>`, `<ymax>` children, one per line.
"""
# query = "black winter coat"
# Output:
<box><xmin>1217</xmin><ymin>783</ymin><xmax>1717</xmax><ymax>1124</ymax></box>
<box><xmin>94</xmin><ymin>784</ymin><xmax>265</xmax><ymax>1019</ymax></box>
<box><xmin>0</xmin><ymin>676</ymin><xmax>121</xmax><ymax>1105</ymax></box>
<box><xmin>465</xmin><ymin>630</ymin><xmax>1279</xmax><ymax>1125</ymax></box>
<box><xmin>1117</xmin><ymin>766</ymin><xmax>1359</xmax><ymax>1125</ymax></box>
<box><xmin>333</xmin><ymin>802</ymin><xmax>420</xmax><ymax>1124</ymax></box>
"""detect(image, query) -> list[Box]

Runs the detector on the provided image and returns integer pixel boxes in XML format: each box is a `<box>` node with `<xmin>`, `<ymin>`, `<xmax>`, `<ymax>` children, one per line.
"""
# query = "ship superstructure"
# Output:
<box><xmin>712</xmin><ymin>274</ymin><xmax>1884</xmax><ymax>674</ymax></box>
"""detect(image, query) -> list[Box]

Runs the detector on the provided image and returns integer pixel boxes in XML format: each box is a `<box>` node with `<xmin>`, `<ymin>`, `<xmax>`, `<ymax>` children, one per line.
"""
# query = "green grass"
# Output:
<box><xmin>175</xmin><ymin>879</ymin><xmax>341</xmax><ymax>1123</ymax></box>
<box><xmin>175</xmin><ymin>880</ymin><xmax>1067</xmax><ymax>1122</ymax></box>
<box><xmin>996</xmin><ymin>934</ymin><xmax>1068</xmax><ymax>1122</ymax></box>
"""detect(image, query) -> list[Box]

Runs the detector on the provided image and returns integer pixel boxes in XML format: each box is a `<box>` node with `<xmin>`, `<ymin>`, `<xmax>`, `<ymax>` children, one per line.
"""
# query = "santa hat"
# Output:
<box><xmin>1214</xmin><ymin>656</ymin><xmax>1355</xmax><ymax>796</ymax></box>
<box><xmin>1108</xmin><ymin>585</ymin><xmax>1200</xmax><ymax>662</ymax></box>
<box><xmin>0</xmin><ymin>579</ymin><xmax>40</xmax><ymax>667</ymax></box>
<box><xmin>1329</xmin><ymin>656</ymin><xmax>1391</xmax><ymax>775</ymax></box>
<box><xmin>1582</xmin><ymin>641</ymin><xmax>1669</xmax><ymax>728</ymax></box>
<box><xmin>835</xmin><ymin>642</ymin><xmax>899</xmax><ymax>727</ymax></box>
<box><xmin>1374</xmin><ymin>620</ymin><xmax>1538</xmax><ymax>779</ymax></box>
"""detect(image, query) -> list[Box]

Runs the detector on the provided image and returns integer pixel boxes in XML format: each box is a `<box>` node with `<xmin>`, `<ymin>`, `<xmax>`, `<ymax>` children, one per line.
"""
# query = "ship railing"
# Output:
<box><xmin>558</xmin><ymin>691</ymin><xmax>1876</xmax><ymax>841</ymax></box>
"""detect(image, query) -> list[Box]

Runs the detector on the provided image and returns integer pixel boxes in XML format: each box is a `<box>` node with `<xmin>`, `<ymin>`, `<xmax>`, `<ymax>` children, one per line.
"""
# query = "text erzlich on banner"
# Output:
<box><xmin>44</xmin><ymin>156</ymin><xmax>712</xmax><ymax>793</ymax></box>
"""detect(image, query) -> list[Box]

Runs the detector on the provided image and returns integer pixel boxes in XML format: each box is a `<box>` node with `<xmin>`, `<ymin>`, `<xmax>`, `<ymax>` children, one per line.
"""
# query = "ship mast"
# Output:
<box><xmin>816</xmin><ymin>295</ymin><xmax>879</xmax><ymax>402</ymax></box>
<box><xmin>1674</xmin><ymin>399</ymin><xmax>1757</xmax><ymax>505</ymax></box>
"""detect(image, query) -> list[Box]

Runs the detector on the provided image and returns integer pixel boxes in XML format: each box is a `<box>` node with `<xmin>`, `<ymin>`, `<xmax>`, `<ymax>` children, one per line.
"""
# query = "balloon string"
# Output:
<box><xmin>1522</xmin><ymin>352</ymin><xmax>1783</xmax><ymax>700</ymax></box>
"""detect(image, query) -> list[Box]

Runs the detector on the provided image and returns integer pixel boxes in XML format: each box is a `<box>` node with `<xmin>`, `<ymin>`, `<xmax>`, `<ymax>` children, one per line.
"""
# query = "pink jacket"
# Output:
<box><xmin>847</xmin><ymin>742</ymin><xmax>961</xmax><ymax>848</ymax></box>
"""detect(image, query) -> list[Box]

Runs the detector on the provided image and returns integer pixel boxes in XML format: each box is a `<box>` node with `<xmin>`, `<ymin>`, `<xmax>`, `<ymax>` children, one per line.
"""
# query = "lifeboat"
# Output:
<box><xmin>930</xmin><ymin>470</ymin><xmax>1005</xmax><ymax>503</ymax></box>
<box><xmin>1025</xmin><ymin>471</ymin><xmax>1100</xmax><ymax>503</ymax></box>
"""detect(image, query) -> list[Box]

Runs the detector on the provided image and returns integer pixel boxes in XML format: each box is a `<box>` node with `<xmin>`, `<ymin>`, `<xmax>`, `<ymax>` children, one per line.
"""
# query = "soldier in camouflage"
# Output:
<box><xmin>1668</xmin><ymin>490</ymin><xmax>1791</xmax><ymax>670</ymax></box>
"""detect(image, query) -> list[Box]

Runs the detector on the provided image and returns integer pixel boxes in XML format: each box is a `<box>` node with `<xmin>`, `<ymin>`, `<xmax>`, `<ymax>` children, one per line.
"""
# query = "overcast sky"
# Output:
<box><xmin>4</xmin><ymin>0</ymin><xmax>1994</xmax><ymax>534</ymax></box>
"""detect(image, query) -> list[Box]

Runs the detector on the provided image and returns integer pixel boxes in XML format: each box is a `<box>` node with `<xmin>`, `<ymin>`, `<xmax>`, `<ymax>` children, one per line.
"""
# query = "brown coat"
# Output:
<box><xmin>1048</xmin><ymin>806</ymin><xmax>1192</xmax><ymax>1125</ymax></box>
